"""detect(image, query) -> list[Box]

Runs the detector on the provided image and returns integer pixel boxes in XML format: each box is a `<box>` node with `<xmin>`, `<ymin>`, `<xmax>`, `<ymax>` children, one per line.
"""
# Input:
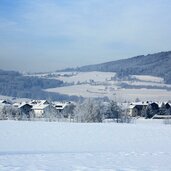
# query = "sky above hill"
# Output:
<box><xmin>0</xmin><ymin>0</ymin><xmax>171</xmax><ymax>72</ymax></box>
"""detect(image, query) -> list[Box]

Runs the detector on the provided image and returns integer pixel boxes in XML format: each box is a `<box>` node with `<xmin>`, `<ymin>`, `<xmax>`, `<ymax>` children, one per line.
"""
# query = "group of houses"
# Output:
<box><xmin>0</xmin><ymin>99</ymin><xmax>75</xmax><ymax>119</ymax></box>
<box><xmin>128</xmin><ymin>101</ymin><xmax>171</xmax><ymax>119</ymax></box>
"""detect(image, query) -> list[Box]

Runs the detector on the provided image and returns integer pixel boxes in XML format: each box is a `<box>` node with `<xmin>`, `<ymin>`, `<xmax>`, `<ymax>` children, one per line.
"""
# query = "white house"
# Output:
<box><xmin>32</xmin><ymin>104</ymin><xmax>57</xmax><ymax>118</ymax></box>
<box><xmin>52</xmin><ymin>101</ymin><xmax>76</xmax><ymax>118</ymax></box>
<box><xmin>53</xmin><ymin>102</ymin><xmax>69</xmax><ymax>112</ymax></box>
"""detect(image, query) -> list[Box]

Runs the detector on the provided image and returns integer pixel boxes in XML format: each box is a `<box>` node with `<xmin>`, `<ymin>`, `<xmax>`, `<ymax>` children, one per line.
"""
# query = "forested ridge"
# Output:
<box><xmin>63</xmin><ymin>51</ymin><xmax>171</xmax><ymax>84</ymax></box>
<box><xmin>0</xmin><ymin>70</ymin><xmax>79</xmax><ymax>101</ymax></box>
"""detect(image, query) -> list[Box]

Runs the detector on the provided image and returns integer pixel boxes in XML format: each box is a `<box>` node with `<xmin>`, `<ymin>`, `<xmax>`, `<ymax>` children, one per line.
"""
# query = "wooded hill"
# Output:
<box><xmin>65</xmin><ymin>51</ymin><xmax>171</xmax><ymax>84</ymax></box>
<box><xmin>0</xmin><ymin>70</ymin><xmax>80</xmax><ymax>101</ymax></box>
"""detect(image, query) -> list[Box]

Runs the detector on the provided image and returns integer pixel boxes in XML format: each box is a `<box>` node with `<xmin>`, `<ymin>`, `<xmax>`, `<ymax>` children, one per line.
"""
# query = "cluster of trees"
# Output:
<box><xmin>0</xmin><ymin>99</ymin><xmax>132</xmax><ymax>123</ymax></box>
<box><xmin>164</xmin><ymin>71</ymin><xmax>171</xmax><ymax>84</ymax></box>
<box><xmin>74</xmin><ymin>99</ymin><xmax>123</xmax><ymax>122</ymax></box>
<box><xmin>0</xmin><ymin>105</ymin><xmax>27</xmax><ymax>120</ymax></box>
<box><xmin>118</xmin><ymin>83</ymin><xmax>171</xmax><ymax>91</ymax></box>
<box><xmin>0</xmin><ymin>70</ymin><xmax>80</xmax><ymax>101</ymax></box>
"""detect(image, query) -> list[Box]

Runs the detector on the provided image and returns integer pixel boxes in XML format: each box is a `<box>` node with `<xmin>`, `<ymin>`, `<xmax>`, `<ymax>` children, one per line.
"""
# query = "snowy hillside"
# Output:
<box><xmin>32</xmin><ymin>71</ymin><xmax>116</xmax><ymax>84</ymax></box>
<box><xmin>42</xmin><ymin>71</ymin><xmax>171</xmax><ymax>102</ymax></box>
<box><xmin>0</xmin><ymin>121</ymin><xmax>171</xmax><ymax>170</ymax></box>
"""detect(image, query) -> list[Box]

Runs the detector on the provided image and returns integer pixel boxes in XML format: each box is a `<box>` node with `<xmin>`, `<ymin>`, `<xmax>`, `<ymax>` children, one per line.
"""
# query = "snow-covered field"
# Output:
<box><xmin>132</xmin><ymin>75</ymin><xmax>164</xmax><ymax>83</ymax></box>
<box><xmin>57</xmin><ymin>71</ymin><xmax>116</xmax><ymax>84</ymax></box>
<box><xmin>46</xmin><ymin>84</ymin><xmax>171</xmax><ymax>102</ymax></box>
<box><xmin>0</xmin><ymin>120</ymin><xmax>171</xmax><ymax>171</ymax></box>
<box><xmin>46</xmin><ymin>84</ymin><xmax>117</xmax><ymax>98</ymax></box>
<box><xmin>39</xmin><ymin>71</ymin><xmax>171</xmax><ymax>102</ymax></box>
<box><xmin>31</xmin><ymin>71</ymin><xmax>116</xmax><ymax>84</ymax></box>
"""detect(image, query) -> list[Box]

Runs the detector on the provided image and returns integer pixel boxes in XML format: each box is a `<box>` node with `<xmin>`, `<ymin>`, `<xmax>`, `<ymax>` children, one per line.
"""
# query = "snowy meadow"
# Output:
<box><xmin>0</xmin><ymin>120</ymin><xmax>171</xmax><ymax>171</ymax></box>
<box><xmin>43</xmin><ymin>71</ymin><xmax>171</xmax><ymax>102</ymax></box>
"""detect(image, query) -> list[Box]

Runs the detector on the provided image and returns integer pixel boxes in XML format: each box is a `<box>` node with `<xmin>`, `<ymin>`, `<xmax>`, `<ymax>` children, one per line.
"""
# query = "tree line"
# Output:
<box><xmin>0</xmin><ymin>70</ymin><xmax>80</xmax><ymax>101</ymax></box>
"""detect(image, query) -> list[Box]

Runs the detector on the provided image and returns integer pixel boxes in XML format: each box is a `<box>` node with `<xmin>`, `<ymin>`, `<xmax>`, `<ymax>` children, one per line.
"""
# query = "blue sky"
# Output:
<box><xmin>0</xmin><ymin>0</ymin><xmax>171</xmax><ymax>72</ymax></box>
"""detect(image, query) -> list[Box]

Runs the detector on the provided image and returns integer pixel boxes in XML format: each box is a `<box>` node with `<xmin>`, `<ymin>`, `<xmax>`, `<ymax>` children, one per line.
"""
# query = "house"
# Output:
<box><xmin>53</xmin><ymin>102</ymin><xmax>68</xmax><ymax>112</ymax></box>
<box><xmin>53</xmin><ymin>101</ymin><xmax>76</xmax><ymax>118</ymax></box>
<box><xmin>32</xmin><ymin>104</ymin><xmax>57</xmax><ymax>118</ymax></box>
<box><xmin>18</xmin><ymin>103</ymin><xmax>32</xmax><ymax>117</ymax></box>
<box><xmin>129</xmin><ymin>101</ymin><xmax>163</xmax><ymax>118</ymax></box>
<box><xmin>13</xmin><ymin>102</ymin><xmax>32</xmax><ymax>118</ymax></box>
<box><xmin>129</xmin><ymin>102</ymin><xmax>149</xmax><ymax>117</ymax></box>
<box><xmin>149</xmin><ymin>102</ymin><xmax>159</xmax><ymax>111</ymax></box>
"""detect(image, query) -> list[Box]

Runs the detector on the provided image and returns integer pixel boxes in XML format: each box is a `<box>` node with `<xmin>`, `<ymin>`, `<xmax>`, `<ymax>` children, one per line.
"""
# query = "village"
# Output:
<box><xmin>1</xmin><ymin>98</ymin><xmax>171</xmax><ymax>122</ymax></box>
<box><xmin>0</xmin><ymin>99</ymin><xmax>75</xmax><ymax>121</ymax></box>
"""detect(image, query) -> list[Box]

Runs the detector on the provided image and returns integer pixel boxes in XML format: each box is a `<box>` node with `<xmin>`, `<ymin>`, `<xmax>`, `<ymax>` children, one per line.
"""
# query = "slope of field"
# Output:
<box><xmin>0</xmin><ymin>121</ymin><xmax>171</xmax><ymax>170</ymax></box>
<box><xmin>47</xmin><ymin>85</ymin><xmax>171</xmax><ymax>102</ymax></box>
<box><xmin>45</xmin><ymin>71</ymin><xmax>171</xmax><ymax>102</ymax></box>
<box><xmin>33</xmin><ymin>71</ymin><xmax>116</xmax><ymax>84</ymax></box>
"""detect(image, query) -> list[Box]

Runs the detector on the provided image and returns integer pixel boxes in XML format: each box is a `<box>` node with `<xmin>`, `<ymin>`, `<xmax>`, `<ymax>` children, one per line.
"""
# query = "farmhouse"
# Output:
<box><xmin>18</xmin><ymin>103</ymin><xmax>32</xmax><ymax>116</ymax></box>
<box><xmin>52</xmin><ymin>101</ymin><xmax>76</xmax><ymax>117</ymax></box>
<box><xmin>129</xmin><ymin>102</ymin><xmax>149</xmax><ymax>117</ymax></box>
<box><xmin>32</xmin><ymin>104</ymin><xmax>57</xmax><ymax>118</ymax></box>
<box><xmin>53</xmin><ymin>102</ymin><xmax>69</xmax><ymax>112</ymax></box>
<box><xmin>13</xmin><ymin>102</ymin><xmax>32</xmax><ymax>117</ymax></box>
<box><xmin>128</xmin><ymin>101</ymin><xmax>170</xmax><ymax>117</ymax></box>
<box><xmin>149</xmin><ymin>102</ymin><xmax>159</xmax><ymax>110</ymax></box>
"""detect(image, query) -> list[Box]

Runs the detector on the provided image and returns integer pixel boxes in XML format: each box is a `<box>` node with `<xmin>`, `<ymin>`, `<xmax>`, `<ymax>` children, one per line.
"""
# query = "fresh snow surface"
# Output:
<box><xmin>46</xmin><ymin>84</ymin><xmax>171</xmax><ymax>102</ymax></box>
<box><xmin>132</xmin><ymin>75</ymin><xmax>164</xmax><ymax>83</ymax></box>
<box><xmin>46</xmin><ymin>84</ymin><xmax>117</xmax><ymax>98</ymax></box>
<box><xmin>0</xmin><ymin>121</ymin><xmax>171</xmax><ymax>171</ymax></box>
<box><xmin>50</xmin><ymin>71</ymin><xmax>116</xmax><ymax>84</ymax></box>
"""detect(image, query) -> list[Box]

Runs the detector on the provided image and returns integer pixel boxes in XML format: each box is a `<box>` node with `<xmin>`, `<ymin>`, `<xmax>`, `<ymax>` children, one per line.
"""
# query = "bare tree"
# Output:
<box><xmin>74</xmin><ymin>98</ymin><xmax>104</xmax><ymax>122</ymax></box>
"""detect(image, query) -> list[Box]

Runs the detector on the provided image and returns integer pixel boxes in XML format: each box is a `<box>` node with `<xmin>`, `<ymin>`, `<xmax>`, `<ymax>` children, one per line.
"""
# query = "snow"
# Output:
<box><xmin>46</xmin><ymin>71</ymin><xmax>116</xmax><ymax>84</ymax></box>
<box><xmin>132</xmin><ymin>75</ymin><xmax>164</xmax><ymax>83</ymax></box>
<box><xmin>46</xmin><ymin>84</ymin><xmax>117</xmax><ymax>98</ymax></box>
<box><xmin>46</xmin><ymin>84</ymin><xmax>171</xmax><ymax>102</ymax></box>
<box><xmin>0</xmin><ymin>121</ymin><xmax>171</xmax><ymax>170</ymax></box>
<box><xmin>42</xmin><ymin>71</ymin><xmax>171</xmax><ymax>102</ymax></box>
<box><xmin>28</xmin><ymin>71</ymin><xmax>116</xmax><ymax>84</ymax></box>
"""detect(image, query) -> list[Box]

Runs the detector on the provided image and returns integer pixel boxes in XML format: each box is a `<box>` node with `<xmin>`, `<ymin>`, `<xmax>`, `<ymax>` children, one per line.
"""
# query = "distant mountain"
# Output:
<box><xmin>63</xmin><ymin>51</ymin><xmax>171</xmax><ymax>84</ymax></box>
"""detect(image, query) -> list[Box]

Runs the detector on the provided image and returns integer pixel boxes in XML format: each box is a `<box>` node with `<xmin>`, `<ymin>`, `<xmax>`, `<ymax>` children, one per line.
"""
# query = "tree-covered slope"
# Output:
<box><xmin>0</xmin><ymin>70</ymin><xmax>79</xmax><ymax>101</ymax></box>
<box><xmin>73</xmin><ymin>51</ymin><xmax>171</xmax><ymax>84</ymax></box>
